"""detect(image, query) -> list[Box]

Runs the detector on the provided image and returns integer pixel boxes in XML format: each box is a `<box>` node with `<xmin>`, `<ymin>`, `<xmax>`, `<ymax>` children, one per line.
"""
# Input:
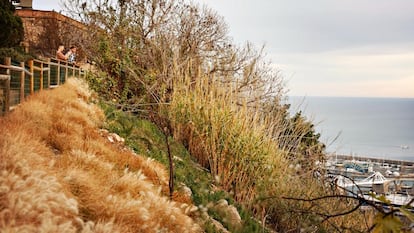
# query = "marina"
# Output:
<box><xmin>326</xmin><ymin>154</ymin><xmax>414</xmax><ymax>178</ymax></box>
<box><xmin>326</xmin><ymin>154</ymin><xmax>414</xmax><ymax>208</ymax></box>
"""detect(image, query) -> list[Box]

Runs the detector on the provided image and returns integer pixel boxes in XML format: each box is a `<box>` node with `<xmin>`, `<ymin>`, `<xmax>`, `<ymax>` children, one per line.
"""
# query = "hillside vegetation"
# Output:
<box><xmin>0</xmin><ymin>79</ymin><xmax>201</xmax><ymax>232</ymax></box>
<box><xmin>3</xmin><ymin>0</ymin><xmax>402</xmax><ymax>231</ymax></box>
<box><xmin>0</xmin><ymin>77</ymin><xmax>373</xmax><ymax>232</ymax></box>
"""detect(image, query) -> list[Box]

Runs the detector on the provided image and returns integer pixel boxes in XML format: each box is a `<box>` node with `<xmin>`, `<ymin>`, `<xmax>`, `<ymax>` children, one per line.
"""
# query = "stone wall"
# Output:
<box><xmin>15</xmin><ymin>9</ymin><xmax>87</xmax><ymax>60</ymax></box>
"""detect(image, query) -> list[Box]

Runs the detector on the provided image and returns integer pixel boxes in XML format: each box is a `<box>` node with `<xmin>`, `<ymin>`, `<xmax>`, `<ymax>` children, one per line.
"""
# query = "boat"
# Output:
<box><xmin>336</xmin><ymin>171</ymin><xmax>388</xmax><ymax>188</ymax></box>
<box><xmin>363</xmin><ymin>193</ymin><xmax>414</xmax><ymax>208</ymax></box>
<box><xmin>335</xmin><ymin>171</ymin><xmax>390</xmax><ymax>195</ymax></box>
<box><xmin>401</xmin><ymin>145</ymin><xmax>410</xmax><ymax>150</ymax></box>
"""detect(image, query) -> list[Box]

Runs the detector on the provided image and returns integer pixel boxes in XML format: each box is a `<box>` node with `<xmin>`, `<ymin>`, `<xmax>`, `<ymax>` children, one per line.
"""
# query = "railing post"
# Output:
<box><xmin>57</xmin><ymin>60</ymin><xmax>61</xmax><ymax>85</ymax></box>
<box><xmin>5</xmin><ymin>57</ymin><xmax>11</xmax><ymax>75</ymax></box>
<box><xmin>0</xmin><ymin>74</ymin><xmax>10</xmax><ymax>115</ymax></box>
<box><xmin>28</xmin><ymin>60</ymin><xmax>34</xmax><ymax>95</ymax></box>
<box><xmin>65</xmin><ymin>62</ymin><xmax>68</xmax><ymax>83</ymax></box>
<box><xmin>20</xmin><ymin>62</ymin><xmax>25</xmax><ymax>102</ymax></box>
<box><xmin>4</xmin><ymin>56</ymin><xmax>11</xmax><ymax>110</ymax></box>
<box><xmin>4</xmin><ymin>76</ymin><xmax>10</xmax><ymax>113</ymax></box>
<box><xmin>47</xmin><ymin>58</ymin><xmax>51</xmax><ymax>88</ymax></box>
<box><xmin>40</xmin><ymin>61</ymin><xmax>44</xmax><ymax>90</ymax></box>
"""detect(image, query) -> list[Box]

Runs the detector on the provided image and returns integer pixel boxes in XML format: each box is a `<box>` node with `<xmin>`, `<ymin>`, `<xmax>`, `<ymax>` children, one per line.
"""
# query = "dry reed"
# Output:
<box><xmin>164</xmin><ymin>73</ymin><xmax>370</xmax><ymax>231</ymax></box>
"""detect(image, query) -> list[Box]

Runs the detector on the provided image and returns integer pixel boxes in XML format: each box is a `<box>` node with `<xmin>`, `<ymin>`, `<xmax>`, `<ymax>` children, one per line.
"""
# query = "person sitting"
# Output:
<box><xmin>56</xmin><ymin>45</ymin><xmax>68</xmax><ymax>60</ymax></box>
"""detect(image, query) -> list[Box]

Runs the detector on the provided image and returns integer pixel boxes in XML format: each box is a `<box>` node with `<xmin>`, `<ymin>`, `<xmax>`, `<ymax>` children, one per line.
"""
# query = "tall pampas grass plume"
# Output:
<box><xmin>0</xmin><ymin>78</ymin><xmax>201</xmax><ymax>232</ymax></box>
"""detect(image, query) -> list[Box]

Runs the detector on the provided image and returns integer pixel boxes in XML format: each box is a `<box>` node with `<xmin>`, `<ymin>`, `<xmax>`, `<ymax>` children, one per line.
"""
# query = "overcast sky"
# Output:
<box><xmin>33</xmin><ymin>0</ymin><xmax>414</xmax><ymax>98</ymax></box>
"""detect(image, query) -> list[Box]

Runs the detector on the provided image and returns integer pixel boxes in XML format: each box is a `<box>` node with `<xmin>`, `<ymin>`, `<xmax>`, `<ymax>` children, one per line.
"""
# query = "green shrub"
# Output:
<box><xmin>0</xmin><ymin>47</ymin><xmax>33</xmax><ymax>62</ymax></box>
<box><xmin>0</xmin><ymin>0</ymin><xmax>24</xmax><ymax>48</ymax></box>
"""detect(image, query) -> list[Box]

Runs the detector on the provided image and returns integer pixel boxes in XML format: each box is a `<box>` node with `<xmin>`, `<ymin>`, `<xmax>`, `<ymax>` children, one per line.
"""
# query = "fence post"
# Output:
<box><xmin>0</xmin><ymin>57</ymin><xmax>11</xmax><ymax>114</ymax></box>
<box><xmin>5</xmin><ymin>57</ymin><xmax>11</xmax><ymax>74</ymax></box>
<box><xmin>40</xmin><ymin>61</ymin><xmax>44</xmax><ymax>90</ymax></box>
<box><xmin>4</xmin><ymin>76</ymin><xmax>10</xmax><ymax>113</ymax></box>
<box><xmin>20</xmin><ymin>62</ymin><xmax>25</xmax><ymax>102</ymax></box>
<box><xmin>65</xmin><ymin>62</ymin><xmax>68</xmax><ymax>83</ymax></box>
<box><xmin>47</xmin><ymin>58</ymin><xmax>51</xmax><ymax>88</ymax></box>
<box><xmin>0</xmin><ymin>74</ymin><xmax>10</xmax><ymax>114</ymax></box>
<box><xmin>28</xmin><ymin>60</ymin><xmax>34</xmax><ymax>95</ymax></box>
<box><xmin>57</xmin><ymin>60</ymin><xmax>61</xmax><ymax>85</ymax></box>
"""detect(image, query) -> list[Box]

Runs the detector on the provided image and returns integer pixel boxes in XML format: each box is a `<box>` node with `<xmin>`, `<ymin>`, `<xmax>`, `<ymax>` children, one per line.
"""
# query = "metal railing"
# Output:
<box><xmin>0</xmin><ymin>57</ymin><xmax>85</xmax><ymax>115</ymax></box>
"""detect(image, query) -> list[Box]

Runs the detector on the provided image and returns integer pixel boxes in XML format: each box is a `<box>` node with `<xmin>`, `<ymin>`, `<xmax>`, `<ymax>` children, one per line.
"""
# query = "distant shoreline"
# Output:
<box><xmin>327</xmin><ymin>154</ymin><xmax>414</xmax><ymax>166</ymax></box>
<box><xmin>288</xmin><ymin>95</ymin><xmax>414</xmax><ymax>100</ymax></box>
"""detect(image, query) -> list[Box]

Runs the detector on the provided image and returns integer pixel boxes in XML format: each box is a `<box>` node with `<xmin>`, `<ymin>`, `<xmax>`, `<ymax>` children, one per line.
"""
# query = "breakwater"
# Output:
<box><xmin>328</xmin><ymin>154</ymin><xmax>414</xmax><ymax>166</ymax></box>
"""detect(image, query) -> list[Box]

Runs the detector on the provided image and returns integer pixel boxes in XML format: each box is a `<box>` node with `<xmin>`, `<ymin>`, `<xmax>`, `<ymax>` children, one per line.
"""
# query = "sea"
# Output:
<box><xmin>287</xmin><ymin>96</ymin><xmax>414</xmax><ymax>162</ymax></box>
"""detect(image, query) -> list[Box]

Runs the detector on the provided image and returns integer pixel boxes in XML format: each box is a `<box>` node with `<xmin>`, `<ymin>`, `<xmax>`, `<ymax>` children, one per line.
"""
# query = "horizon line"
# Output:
<box><xmin>287</xmin><ymin>95</ymin><xmax>414</xmax><ymax>99</ymax></box>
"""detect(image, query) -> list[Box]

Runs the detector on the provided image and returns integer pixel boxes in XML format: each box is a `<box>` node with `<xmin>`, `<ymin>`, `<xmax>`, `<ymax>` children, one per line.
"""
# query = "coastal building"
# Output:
<box><xmin>11</xmin><ymin>0</ymin><xmax>32</xmax><ymax>9</ymax></box>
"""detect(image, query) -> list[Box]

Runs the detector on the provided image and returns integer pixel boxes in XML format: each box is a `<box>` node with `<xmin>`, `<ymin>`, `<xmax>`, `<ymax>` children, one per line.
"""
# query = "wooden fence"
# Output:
<box><xmin>0</xmin><ymin>57</ymin><xmax>85</xmax><ymax>115</ymax></box>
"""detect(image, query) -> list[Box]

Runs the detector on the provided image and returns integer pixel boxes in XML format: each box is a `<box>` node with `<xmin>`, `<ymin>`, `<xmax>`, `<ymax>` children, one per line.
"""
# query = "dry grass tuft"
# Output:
<box><xmin>0</xmin><ymin>78</ymin><xmax>201</xmax><ymax>232</ymax></box>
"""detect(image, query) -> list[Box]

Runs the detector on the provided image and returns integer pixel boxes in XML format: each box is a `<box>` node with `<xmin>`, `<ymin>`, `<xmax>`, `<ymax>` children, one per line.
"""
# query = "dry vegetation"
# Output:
<box><xmin>0</xmin><ymin>78</ymin><xmax>202</xmax><ymax>233</ymax></box>
<box><xmin>0</xmin><ymin>77</ymin><xmax>377</xmax><ymax>232</ymax></box>
<box><xmin>163</xmin><ymin>69</ymin><xmax>371</xmax><ymax>232</ymax></box>
<box><xmin>0</xmin><ymin>0</ymin><xmax>385</xmax><ymax>231</ymax></box>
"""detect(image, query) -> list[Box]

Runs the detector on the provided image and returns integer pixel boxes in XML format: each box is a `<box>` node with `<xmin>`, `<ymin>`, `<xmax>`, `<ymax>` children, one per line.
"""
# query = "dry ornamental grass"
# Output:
<box><xmin>0</xmin><ymin>78</ymin><xmax>201</xmax><ymax>233</ymax></box>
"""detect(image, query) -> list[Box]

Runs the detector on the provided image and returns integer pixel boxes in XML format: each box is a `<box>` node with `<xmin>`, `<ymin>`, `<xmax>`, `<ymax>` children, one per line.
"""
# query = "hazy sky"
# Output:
<box><xmin>197</xmin><ymin>0</ymin><xmax>414</xmax><ymax>98</ymax></box>
<box><xmin>32</xmin><ymin>0</ymin><xmax>61</xmax><ymax>12</ymax></box>
<box><xmin>33</xmin><ymin>0</ymin><xmax>414</xmax><ymax>97</ymax></box>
